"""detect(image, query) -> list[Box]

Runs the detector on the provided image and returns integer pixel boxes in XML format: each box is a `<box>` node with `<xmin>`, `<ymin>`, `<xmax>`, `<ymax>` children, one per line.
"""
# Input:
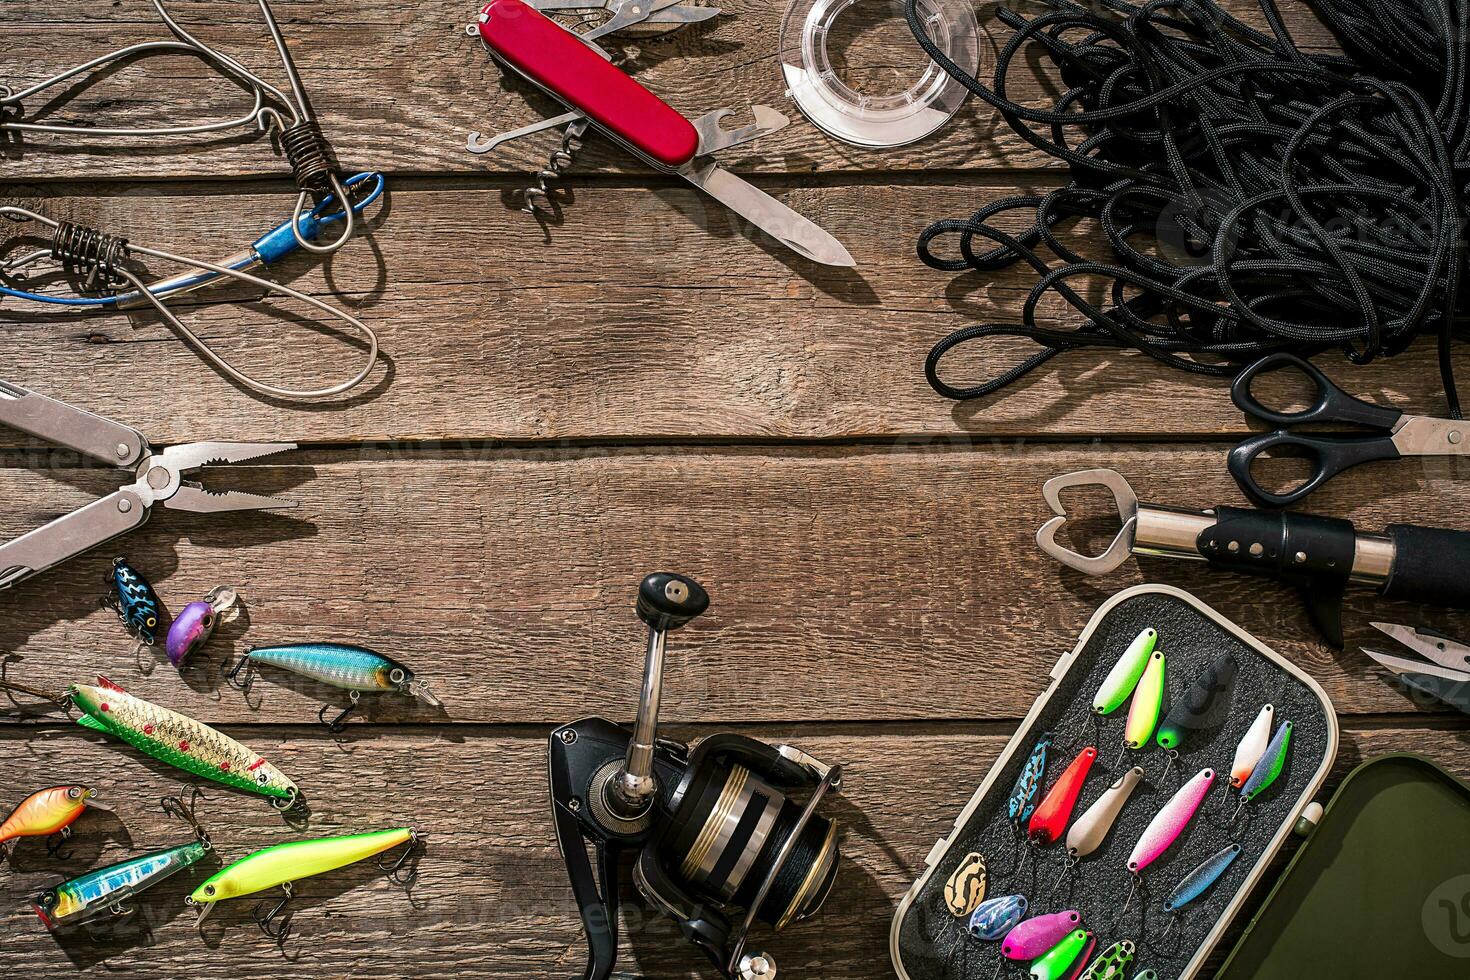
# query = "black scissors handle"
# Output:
<box><xmin>1228</xmin><ymin>354</ymin><xmax>1406</xmax><ymax>507</ymax></box>
<box><xmin>1228</xmin><ymin>429</ymin><xmax>1403</xmax><ymax>507</ymax></box>
<box><xmin>1230</xmin><ymin>353</ymin><xmax>1403</xmax><ymax>429</ymax></box>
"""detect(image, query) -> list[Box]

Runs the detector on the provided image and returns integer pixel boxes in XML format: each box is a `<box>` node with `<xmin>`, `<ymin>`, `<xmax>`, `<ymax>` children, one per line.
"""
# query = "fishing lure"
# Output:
<box><xmin>1134</xmin><ymin>972</ymin><xmax>1158</xmax><ymax>980</ymax></box>
<box><xmin>1027</xmin><ymin>746</ymin><xmax>1097</xmax><ymax>847</ymax></box>
<box><xmin>1156</xmin><ymin>652</ymin><xmax>1238</xmax><ymax>753</ymax></box>
<box><xmin>944</xmin><ymin>851</ymin><xmax>988</xmax><ymax>916</ymax></box>
<box><xmin>188</xmin><ymin>827</ymin><xmax>421</xmax><ymax>938</ymax></box>
<box><xmin>1056</xmin><ymin>766</ymin><xmax>1144</xmax><ymax>891</ymax></box>
<box><xmin>1</xmin><ymin>785</ymin><xmax>104</xmax><ymax>856</ymax></box>
<box><xmin>1230</xmin><ymin>721</ymin><xmax>1293</xmax><ymax>825</ymax></box>
<box><xmin>1079</xmin><ymin>940</ymin><xmax>1135</xmax><ymax>980</ymax></box>
<box><xmin>1229</xmin><ymin>704</ymin><xmax>1275</xmax><ymax>789</ymax></box>
<box><xmin>34</xmin><ymin>838</ymin><xmax>210</xmax><ymax>929</ymax></box>
<box><xmin>165</xmin><ymin>587</ymin><xmax>239</xmax><ymax>669</ymax></box>
<box><xmin>968</xmin><ymin>894</ymin><xmax>1028</xmax><ymax>941</ymax></box>
<box><xmin>1161</xmin><ymin>843</ymin><xmax>1241</xmax><ymax>937</ymax></box>
<box><xmin>1116</xmin><ymin>768</ymin><xmax>1216</xmax><ymax>921</ymax></box>
<box><xmin>102</xmin><ymin>557</ymin><xmax>167</xmax><ymax>646</ymax></box>
<box><xmin>1030</xmin><ymin>929</ymin><xmax>1091</xmax><ymax>980</ymax></box>
<box><xmin>226</xmin><ymin>642</ymin><xmax>440</xmax><ymax>731</ymax></box>
<box><xmin>1058</xmin><ymin>933</ymin><xmax>1096</xmax><ymax>980</ymax></box>
<box><xmin>1093</xmin><ymin>628</ymin><xmax>1158</xmax><ymax>715</ymax></box>
<box><xmin>1002</xmin><ymin>909</ymin><xmax>1082</xmax><ymax>960</ymax></box>
<box><xmin>1008</xmin><ymin>735</ymin><xmax>1052</xmax><ymax>825</ymax></box>
<box><xmin>1113</xmin><ymin>650</ymin><xmax>1165</xmax><ymax>770</ymax></box>
<box><xmin>70</xmin><ymin>677</ymin><xmax>300</xmax><ymax>810</ymax></box>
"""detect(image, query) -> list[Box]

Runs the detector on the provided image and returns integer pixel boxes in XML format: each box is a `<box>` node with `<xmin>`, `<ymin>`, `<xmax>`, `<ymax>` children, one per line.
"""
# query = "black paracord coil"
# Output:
<box><xmin>278</xmin><ymin>120</ymin><xmax>337</xmax><ymax>195</ymax></box>
<box><xmin>907</xmin><ymin>0</ymin><xmax>1469</xmax><ymax>416</ymax></box>
<box><xmin>50</xmin><ymin>221</ymin><xmax>130</xmax><ymax>295</ymax></box>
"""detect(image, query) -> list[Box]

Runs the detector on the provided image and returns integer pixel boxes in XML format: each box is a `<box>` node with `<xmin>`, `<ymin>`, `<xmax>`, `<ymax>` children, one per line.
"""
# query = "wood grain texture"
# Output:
<box><xmin>4</xmin><ymin>181</ymin><xmax>1465</xmax><ymax>445</ymax></box>
<box><xmin>0</xmin><ymin>721</ymin><xmax>1464</xmax><ymax>978</ymax></box>
<box><xmin>4</xmin><ymin>443</ymin><xmax>1469</xmax><ymax>727</ymax></box>
<box><xmin>0</xmin><ymin>1</ymin><xmax>1337</xmax><ymax>181</ymax></box>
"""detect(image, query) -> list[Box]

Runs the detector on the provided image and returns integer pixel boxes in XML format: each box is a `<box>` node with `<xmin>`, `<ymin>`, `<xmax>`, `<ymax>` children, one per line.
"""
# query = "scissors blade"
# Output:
<box><xmin>1370</xmin><ymin>622</ymin><xmax>1470</xmax><ymax>672</ymax></box>
<box><xmin>1361</xmin><ymin>648</ymin><xmax>1470</xmax><ymax>684</ymax></box>
<box><xmin>1389</xmin><ymin>416</ymin><xmax>1470</xmax><ymax>457</ymax></box>
<box><xmin>163</xmin><ymin>485</ymin><xmax>296</xmax><ymax>514</ymax></box>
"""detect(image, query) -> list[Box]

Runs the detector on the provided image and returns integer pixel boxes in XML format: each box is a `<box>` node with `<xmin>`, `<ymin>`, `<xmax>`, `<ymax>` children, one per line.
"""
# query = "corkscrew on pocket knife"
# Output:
<box><xmin>468</xmin><ymin>0</ymin><xmax>856</xmax><ymax>267</ymax></box>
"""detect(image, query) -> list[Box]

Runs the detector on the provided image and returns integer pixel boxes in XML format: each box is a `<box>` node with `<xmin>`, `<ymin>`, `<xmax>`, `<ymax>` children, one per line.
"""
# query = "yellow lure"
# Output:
<box><xmin>190</xmin><ymin>828</ymin><xmax>415</xmax><ymax>906</ymax></box>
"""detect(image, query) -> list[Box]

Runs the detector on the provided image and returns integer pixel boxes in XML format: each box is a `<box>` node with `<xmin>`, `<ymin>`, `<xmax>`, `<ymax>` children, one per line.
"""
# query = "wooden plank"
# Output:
<box><xmin>4</xmin><ymin>444</ymin><xmax>1469</xmax><ymax>726</ymax></box>
<box><xmin>0</xmin><ymin>720</ymin><xmax>1463</xmax><ymax>976</ymax></box>
<box><xmin>4</xmin><ymin>182</ymin><xmax>1464</xmax><ymax>445</ymax></box>
<box><xmin>0</xmin><ymin>0</ymin><xmax>1337</xmax><ymax>180</ymax></box>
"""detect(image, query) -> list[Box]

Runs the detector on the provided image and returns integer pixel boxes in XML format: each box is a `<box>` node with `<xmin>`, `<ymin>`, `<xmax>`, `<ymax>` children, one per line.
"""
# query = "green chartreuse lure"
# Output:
<box><xmin>1093</xmin><ymin>628</ymin><xmax>1157</xmax><ymax>715</ymax></box>
<box><xmin>1030</xmin><ymin>929</ymin><xmax>1092</xmax><ymax>980</ymax></box>
<box><xmin>34</xmin><ymin>839</ymin><xmax>210</xmax><ymax>929</ymax></box>
<box><xmin>1124</xmin><ymin>650</ymin><xmax>1166</xmax><ymax>749</ymax></box>
<box><xmin>69</xmin><ymin>676</ymin><xmax>300</xmax><ymax>810</ymax></box>
<box><xmin>189</xmin><ymin>828</ymin><xmax>419</xmax><ymax>928</ymax></box>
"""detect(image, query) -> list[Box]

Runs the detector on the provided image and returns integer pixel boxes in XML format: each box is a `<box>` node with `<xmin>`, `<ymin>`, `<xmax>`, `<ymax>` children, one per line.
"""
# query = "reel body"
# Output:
<box><xmin>548</xmin><ymin>573</ymin><xmax>842</xmax><ymax>980</ymax></box>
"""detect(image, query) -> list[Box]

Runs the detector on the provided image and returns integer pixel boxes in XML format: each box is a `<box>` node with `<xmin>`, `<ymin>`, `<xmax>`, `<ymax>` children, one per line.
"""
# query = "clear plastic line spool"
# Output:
<box><xmin>779</xmin><ymin>0</ymin><xmax>979</xmax><ymax>148</ymax></box>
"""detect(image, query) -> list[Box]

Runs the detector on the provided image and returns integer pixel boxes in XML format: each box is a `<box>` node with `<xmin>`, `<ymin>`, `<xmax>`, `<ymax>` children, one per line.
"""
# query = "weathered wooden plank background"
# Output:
<box><xmin>2</xmin><ymin>2</ymin><xmax>1468</xmax><ymax>978</ymax></box>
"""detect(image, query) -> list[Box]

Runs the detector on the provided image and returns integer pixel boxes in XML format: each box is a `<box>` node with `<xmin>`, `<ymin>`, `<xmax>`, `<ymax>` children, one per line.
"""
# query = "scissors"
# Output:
<box><xmin>1362</xmin><ymin>622</ymin><xmax>1470</xmax><ymax>716</ymax></box>
<box><xmin>1227</xmin><ymin>352</ymin><xmax>1470</xmax><ymax>507</ymax></box>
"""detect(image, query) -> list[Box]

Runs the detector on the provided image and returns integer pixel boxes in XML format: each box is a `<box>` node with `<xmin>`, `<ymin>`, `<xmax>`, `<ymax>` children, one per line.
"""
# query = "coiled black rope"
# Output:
<box><xmin>908</xmin><ymin>0</ymin><xmax>1469</xmax><ymax>416</ymax></box>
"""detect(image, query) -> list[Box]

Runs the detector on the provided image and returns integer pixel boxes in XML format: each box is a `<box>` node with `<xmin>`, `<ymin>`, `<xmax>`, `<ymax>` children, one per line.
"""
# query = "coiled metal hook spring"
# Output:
<box><xmin>522</xmin><ymin>119</ymin><xmax>589</xmax><ymax>214</ymax></box>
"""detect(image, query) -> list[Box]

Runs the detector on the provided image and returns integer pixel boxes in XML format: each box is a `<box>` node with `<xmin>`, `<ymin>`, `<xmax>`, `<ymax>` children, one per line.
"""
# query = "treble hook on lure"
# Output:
<box><xmin>1</xmin><ymin>0</ymin><xmax>370</xmax><ymax>256</ymax></box>
<box><xmin>224</xmin><ymin>642</ymin><xmax>440</xmax><ymax>732</ymax></box>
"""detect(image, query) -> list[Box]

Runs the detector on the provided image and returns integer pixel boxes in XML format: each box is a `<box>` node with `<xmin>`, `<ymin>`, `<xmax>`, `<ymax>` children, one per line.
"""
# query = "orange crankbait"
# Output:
<box><xmin>1</xmin><ymin>785</ymin><xmax>104</xmax><ymax>856</ymax></box>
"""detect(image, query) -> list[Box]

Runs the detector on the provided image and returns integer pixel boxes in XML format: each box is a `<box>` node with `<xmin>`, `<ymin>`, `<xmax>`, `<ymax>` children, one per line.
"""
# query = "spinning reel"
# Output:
<box><xmin>549</xmin><ymin>573</ymin><xmax>843</xmax><ymax>980</ymax></box>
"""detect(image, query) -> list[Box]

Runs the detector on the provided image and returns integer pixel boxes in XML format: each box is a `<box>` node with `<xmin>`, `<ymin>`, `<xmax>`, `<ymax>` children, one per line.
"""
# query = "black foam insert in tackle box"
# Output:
<box><xmin>890</xmin><ymin>585</ymin><xmax>1338</xmax><ymax>980</ymax></box>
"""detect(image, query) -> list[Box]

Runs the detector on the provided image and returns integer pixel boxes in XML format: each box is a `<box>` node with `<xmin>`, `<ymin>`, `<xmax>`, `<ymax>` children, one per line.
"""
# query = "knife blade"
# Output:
<box><xmin>1369</xmin><ymin>621</ymin><xmax>1470</xmax><ymax>672</ymax></box>
<box><xmin>1361</xmin><ymin>648</ymin><xmax>1470</xmax><ymax>684</ymax></box>
<box><xmin>679</xmin><ymin>160</ymin><xmax>855</xmax><ymax>267</ymax></box>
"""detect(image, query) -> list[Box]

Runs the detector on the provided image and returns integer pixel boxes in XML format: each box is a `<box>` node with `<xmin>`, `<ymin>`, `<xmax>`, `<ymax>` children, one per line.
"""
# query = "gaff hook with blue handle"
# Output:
<box><xmin>0</xmin><ymin>174</ymin><xmax>385</xmax><ymax>401</ymax></box>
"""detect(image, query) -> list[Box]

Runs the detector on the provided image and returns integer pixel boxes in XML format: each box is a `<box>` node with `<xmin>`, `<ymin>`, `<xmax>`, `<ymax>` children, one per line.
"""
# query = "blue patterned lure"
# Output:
<box><xmin>101</xmin><ymin>557</ymin><xmax>167</xmax><ymax>646</ymax></box>
<box><xmin>1008</xmin><ymin>735</ymin><xmax>1052</xmax><ymax>825</ymax></box>
<box><xmin>33</xmin><ymin>839</ymin><xmax>210</xmax><ymax>929</ymax></box>
<box><xmin>967</xmin><ymin>893</ymin><xmax>1028</xmax><ymax>941</ymax></box>
<box><xmin>226</xmin><ymin>642</ymin><xmax>440</xmax><ymax>731</ymax></box>
<box><xmin>1164</xmin><ymin>844</ymin><xmax>1241</xmax><ymax>913</ymax></box>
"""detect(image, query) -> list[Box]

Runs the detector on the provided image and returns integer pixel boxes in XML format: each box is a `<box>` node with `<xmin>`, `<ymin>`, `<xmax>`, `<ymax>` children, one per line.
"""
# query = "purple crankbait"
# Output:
<box><xmin>165</xmin><ymin>587</ymin><xmax>239</xmax><ymax>669</ymax></box>
<box><xmin>968</xmin><ymin>894</ymin><xmax>1028</xmax><ymax>941</ymax></box>
<box><xmin>1002</xmin><ymin>909</ymin><xmax>1081</xmax><ymax>960</ymax></box>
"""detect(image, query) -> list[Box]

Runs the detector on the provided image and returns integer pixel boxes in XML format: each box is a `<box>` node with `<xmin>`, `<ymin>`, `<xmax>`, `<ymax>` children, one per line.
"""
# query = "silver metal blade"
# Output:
<box><xmin>0</xmin><ymin>379</ymin><xmax>147</xmax><ymax>467</ymax></box>
<box><xmin>1369</xmin><ymin>622</ymin><xmax>1470</xmax><ymax>671</ymax></box>
<box><xmin>679</xmin><ymin>162</ymin><xmax>855</xmax><ymax>267</ymax></box>
<box><xmin>159</xmin><ymin>442</ymin><xmax>297</xmax><ymax>473</ymax></box>
<box><xmin>643</xmin><ymin>6</ymin><xmax>721</xmax><ymax>24</ymax></box>
<box><xmin>163</xmin><ymin>485</ymin><xmax>297</xmax><ymax>514</ymax></box>
<box><xmin>1390</xmin><ymin>415</ymin><xmax>1470</xmax><ymax>456</ymax></box>
<box><xmin>1361</xmin><ymin>648</ymin><xmax>1470</xmax><ymax>684</ymax></box>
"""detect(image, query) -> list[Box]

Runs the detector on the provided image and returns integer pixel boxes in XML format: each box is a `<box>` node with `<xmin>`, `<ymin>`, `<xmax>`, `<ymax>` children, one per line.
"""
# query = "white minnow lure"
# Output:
<box><xmin>1164</xmin><ymin>843</ymin><xmax>1241</xmax><ymax>912</ymax></box>
<box><xmin>1123</xmin><ymin>651</ymin><xmax>1166</xmax><ymax>749</ymax></box>
<box><xmin>1093</xmin><ymin>628</ymin><xmax>1158</xmax><ymax>714</ymax></box>
<box><xmin>1066</xmin><ymin>766</ymin><xmax>1144</xmax><ymax>860</ymax></box>
<box><xmin>1230</xmin><ymin>704</ymin><xmax>1275</xmax><ymax>788</ymax></box>
<box><xmin>1128</xmin><ymin>768</ymin><xmax>1215</xmax><ymax>873</ymax></box>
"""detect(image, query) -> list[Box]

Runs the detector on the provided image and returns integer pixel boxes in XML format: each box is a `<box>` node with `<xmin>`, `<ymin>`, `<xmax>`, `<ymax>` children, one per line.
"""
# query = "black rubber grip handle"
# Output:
<box><xmin>1382</xmin><ymin>524</ymin><xmax>1470</xmax><ymax>610</ymax></box>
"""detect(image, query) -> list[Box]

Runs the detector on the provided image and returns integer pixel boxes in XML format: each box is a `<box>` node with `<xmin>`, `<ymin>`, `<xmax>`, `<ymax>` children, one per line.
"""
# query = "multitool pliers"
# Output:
<box><xmin>0</xmin><ymin>379</ymin><xmax>295</xmax><ymax>589</ymax></box>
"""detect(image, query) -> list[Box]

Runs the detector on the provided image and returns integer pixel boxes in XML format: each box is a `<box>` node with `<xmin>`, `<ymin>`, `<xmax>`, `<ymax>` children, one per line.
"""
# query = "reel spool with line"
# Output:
<box><xmin>548</xmin><ymin>572</ymin><xmax>843</xmax><ymax>980</ymax></box>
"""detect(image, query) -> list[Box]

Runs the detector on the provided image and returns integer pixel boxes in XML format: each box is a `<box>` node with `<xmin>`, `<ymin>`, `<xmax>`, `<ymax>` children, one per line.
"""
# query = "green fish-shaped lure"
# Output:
<box><xmin>70</xmin><ymin>677</ymin><xmax>300</xmax><ymax>809</ymax></box>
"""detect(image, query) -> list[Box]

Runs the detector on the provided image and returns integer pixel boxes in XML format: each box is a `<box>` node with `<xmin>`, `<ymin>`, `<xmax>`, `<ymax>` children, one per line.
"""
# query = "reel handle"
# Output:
<box><xmin>612</xmin><ymin>573</ymin><xmax>710</xmax><ymax>818</ymax></box>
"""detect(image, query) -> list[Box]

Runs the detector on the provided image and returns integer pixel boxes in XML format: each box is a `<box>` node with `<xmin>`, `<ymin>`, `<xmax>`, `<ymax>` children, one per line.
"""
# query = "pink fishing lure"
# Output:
<box><xmin>1001</xmin><ymin>909</ymin><xmax>1082</xmax><ymax>960</ymax></box>
<box><xmin>1127</xmin><ymin>768</ymin><xmax>1214</xmax><ymax>872</ymax></box>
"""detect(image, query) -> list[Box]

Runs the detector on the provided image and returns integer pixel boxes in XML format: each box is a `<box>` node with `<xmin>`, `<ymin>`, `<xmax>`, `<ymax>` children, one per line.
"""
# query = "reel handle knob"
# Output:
<box><xmin>637</xmin><ymin>572</ymin><xmax>709</xmax><ymax>631</ymax></box>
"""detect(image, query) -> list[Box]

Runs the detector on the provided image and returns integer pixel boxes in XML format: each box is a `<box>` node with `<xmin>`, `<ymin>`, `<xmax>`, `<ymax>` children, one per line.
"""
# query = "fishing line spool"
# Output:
<box><xmin>549</xmin><ymin>572</ymin><xmax>843</xmax><ymax>980</ymax></box>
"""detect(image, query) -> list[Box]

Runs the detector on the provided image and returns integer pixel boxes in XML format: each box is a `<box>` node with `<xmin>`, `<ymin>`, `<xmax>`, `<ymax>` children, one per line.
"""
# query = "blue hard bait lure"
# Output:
<box><xmin>1164</xmin><ymin>844</ymin><xmax>1242</xmax><ymax>912</ymax></box>
<box><xmin>1008</xmin><ymin>734</ymin><xmax>1052</xmax><ymax>825</ymax></box>
<box><xmin>967</xmin><ymin>893</ymin><xmax>1028</xmax><ymax>941</ymax></box>
<box><xmin>102</xmin><ymin>557</ymin><xmax>167</xmax><ymax>645</ymax></box>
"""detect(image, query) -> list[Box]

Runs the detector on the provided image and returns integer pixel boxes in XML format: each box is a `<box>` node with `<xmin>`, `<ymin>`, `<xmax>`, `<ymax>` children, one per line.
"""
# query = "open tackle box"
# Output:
<box><xmin>890</xmin><ymin>585</ymin><xmax>1340</xmax><ymax>980</ymax></box>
